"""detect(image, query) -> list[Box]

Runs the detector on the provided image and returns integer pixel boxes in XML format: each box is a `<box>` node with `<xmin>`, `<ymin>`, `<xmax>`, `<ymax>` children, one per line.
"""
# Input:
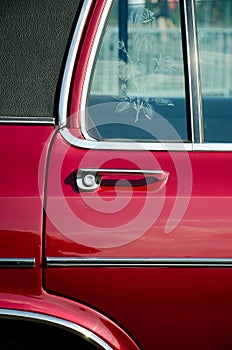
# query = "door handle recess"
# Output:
<box><xmin>76</xmin><ymin>168</ymin><xmax>169</xmax><ymax>192</ymax></box>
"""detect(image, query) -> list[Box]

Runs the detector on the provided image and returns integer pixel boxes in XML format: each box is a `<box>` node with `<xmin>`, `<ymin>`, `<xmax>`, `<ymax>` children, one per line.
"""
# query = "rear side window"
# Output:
<box><xmin>196</xmin><ymin>0</ymin><xmax>232</xmax><ymax>142</ymax></box>
<box><xmin>86</xmin><ymin>0</ymin><xmax>188</xmax><ymax>142</ymax></box>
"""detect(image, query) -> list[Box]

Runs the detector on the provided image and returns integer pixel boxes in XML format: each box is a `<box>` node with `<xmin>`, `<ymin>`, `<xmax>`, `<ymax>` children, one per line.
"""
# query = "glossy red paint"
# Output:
<box><xmin>2</xmin><ymin>1</ymin><xmax>232</xmax><ymax>350</ymax></box>
<box><xmin>44</xmin><ymin>134</ymin><xmax>232</xmax><ymax>349</ymax></box>
<box><xmin>0</xmin><ymin>125</ymin><xmax>54</xmax><ymax>294</ymax></box>
<box><xmin>42</xmin><ymin>1</ymin><xmax>232</xmax><ymax>349</ymax></box>
<box><xmin>45</xmin><ymin>132</ymin><xmax>232</xmax><ymax>258</ymax></box>
<box><xmin>0</xmin><ymin>124</ymin><xmax>137</xmax><ymax>349</ymax></box>
<box><xmin>45</xmin><ymin>267</ymin><xmax>232</xmax><ymax>350</ymax></box>
<box><xmin>0</xmin><ymin>290</ymin><xmax>139</xmax><ymax>350</ymax></box>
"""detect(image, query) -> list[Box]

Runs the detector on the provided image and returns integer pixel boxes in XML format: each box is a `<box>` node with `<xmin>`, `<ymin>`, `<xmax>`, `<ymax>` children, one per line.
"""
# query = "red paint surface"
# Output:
<box><xmin>2</xmin><ymin>1</ymin><xmax>232</xmax><ymax>349</ymax></box>
<box><xmin>45</xmin><ymin>267</ymin><xmax>232</xmax><ymax>350</ymax></box>
<box><xmin>0</xmin><ymin>290</ymin><xmax>138</xmax><ymax>350</ymax></box>
<box><xmin>0</xmin><ymin>124</ymin><xmax>137</xmax><ymax>349</ymax></box>
<box><xmin>44</xmin><ymin>1</ymin><xmax>232</xmax><ymax>348</ymax></box>
<box><xmin>45</xmin><ymin>133</ymin><xmax>232</xmax><ymax>258</ymax></box>
<box><xmin>44</xmin><ymin>132</ymin><xmax>232</xmax><ymax>349</ymax></box>
<box><xmin>0</xmin><ymin>126</ymin><xmax>54</xmax><ymax>294</ymax></box>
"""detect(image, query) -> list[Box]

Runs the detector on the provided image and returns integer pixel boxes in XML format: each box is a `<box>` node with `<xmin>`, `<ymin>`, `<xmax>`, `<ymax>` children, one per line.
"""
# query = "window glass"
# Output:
<box><xmin>86</xmin><ymin>0</ymin><xmax>188</xmax><ymax>142</ymax></box>
<box><xmin>196</xmin><ymin>0</ymin><xmax>232</xmax><ymax>142</ymax></box>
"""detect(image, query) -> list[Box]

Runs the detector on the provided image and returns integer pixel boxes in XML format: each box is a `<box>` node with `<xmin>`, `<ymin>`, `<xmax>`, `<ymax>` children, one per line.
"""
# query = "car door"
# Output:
<box><xmin>44</xmin><ymin>1</ymin><xmax>232</xmax><ymax>349</ymax></box>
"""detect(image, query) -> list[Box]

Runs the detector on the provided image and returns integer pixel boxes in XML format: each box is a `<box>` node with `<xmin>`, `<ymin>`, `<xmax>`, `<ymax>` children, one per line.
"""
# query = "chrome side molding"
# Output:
<box><xmin>0</xmin><ymin>258</ymin><xmax>35</xmax><ymax>268</ymax></box>
<box><xmin>0</xmin><ymin>116</ymin><xmax>55</xmax><ymax>125</ymax></box>
<box><xmin>46</xmin><ymin>257</ymin><xmax>232</xmax><ymax>268</ymax></box>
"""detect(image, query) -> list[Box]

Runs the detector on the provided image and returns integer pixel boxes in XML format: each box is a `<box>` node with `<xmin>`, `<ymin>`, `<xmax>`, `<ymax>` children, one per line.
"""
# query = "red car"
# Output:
<box><xmin>1</xmin><ymin>0</ymin><xmax>232</xmax><ymax>349</ymax></box>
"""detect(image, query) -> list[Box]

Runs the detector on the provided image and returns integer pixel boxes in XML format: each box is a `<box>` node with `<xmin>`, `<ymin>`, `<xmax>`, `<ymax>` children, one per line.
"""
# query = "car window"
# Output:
<box><xmin>86</xmin><ymin>0</ymin><xmax>188</xmax><ymax>142</ymax></box>
<box><xmin>196</xmin><ymin>0</ymin><xmax>232</xmax><ymax>142</ymax></box>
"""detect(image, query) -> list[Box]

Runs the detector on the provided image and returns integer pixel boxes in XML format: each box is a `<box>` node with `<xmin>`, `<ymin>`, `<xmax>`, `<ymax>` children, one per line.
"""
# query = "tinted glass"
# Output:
<box><xmin>196</xmin><ymin>0</ymin><xmax>232</xmax><ymax>142</ymax></box>
<box><xmin>86</xmin><ymin>0</ymin><xmax>188</xmax><ymax>142</ymax></box>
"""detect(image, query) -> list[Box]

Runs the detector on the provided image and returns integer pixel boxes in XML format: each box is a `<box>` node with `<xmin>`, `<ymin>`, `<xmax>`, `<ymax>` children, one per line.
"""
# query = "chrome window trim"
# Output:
<box><xmin>182</xmin><ymin>0</ymin><xmax>203</xmax><ymax>143</ymax></box>
<box><xmin>0</xmin><ymin>258</ymin><xmax>35</xmax><ymax>268</ymax></box>
<box><xmin>60</xmin><ymin>127</ymin><xmax>193</xmax><ymax>151</ymax></box>
<box><xmin>58</xmin><ymin>0</ymin><xmax>93</xmax><ymax>127</ymax></box>
<box><xmin>61</xmin><ymin>127</ymin><xmax>232</xmax><ymax>152</ymax></box>
<box><xmin>79</xmin><ymin>0</ymin><xmax>114</xmax><ymax>141</ymax></box>
<box><xmin>0</xmin><ymin>309</ymin><xmax>113</xmax><ymax>350</ymax></box>
<box><xmin>0</xmin><ymin>116</ymin><xmax>55</xmax><ymax>125</ymax></box>
<box><xmin>193</xmin><ymin>143</ymin><xmax>232</xmax><ymax>152</ymax></box>
<box><xmin>46</xmin><ymin>257</ymin><xmax>232</xmax><ymax>268</ymax></box>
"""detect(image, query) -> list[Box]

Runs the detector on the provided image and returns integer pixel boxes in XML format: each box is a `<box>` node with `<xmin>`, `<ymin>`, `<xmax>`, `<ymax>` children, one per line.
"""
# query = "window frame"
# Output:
<box><xmin>59</xmin><ymin>0</ymin><xmax>232</xmax><ymax>152</ymax></box>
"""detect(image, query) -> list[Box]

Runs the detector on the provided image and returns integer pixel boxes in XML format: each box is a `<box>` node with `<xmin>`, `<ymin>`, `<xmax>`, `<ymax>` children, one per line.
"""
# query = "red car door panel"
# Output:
<box><xmin>44</xmin><ymin>135</ymin><xmax>232</xmax><ymax>349</ymax></box>
<box><xmin>43</xmin><ymin>0</ymin><xmax>232</xmax><ymax>349</ymax></box>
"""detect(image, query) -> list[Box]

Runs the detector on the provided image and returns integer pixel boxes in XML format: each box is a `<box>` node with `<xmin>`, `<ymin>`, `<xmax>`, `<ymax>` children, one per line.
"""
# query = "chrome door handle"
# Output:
<box><xmin>76</xmin><ymin>168</ymin><xmax>169</xmax><ymax>192</ymax></box>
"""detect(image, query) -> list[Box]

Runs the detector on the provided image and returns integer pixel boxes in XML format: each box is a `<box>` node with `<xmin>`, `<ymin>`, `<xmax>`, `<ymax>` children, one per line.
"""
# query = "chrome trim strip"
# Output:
<box><xmin>60</xmin><ymin>128</ymin><xmax>193</xmax><ymax>151</ymax></box>
<box><xmin>193</xmin><ymin>143</ymin><xmax>232</xmax><ymax>152</ymax></box>
<box><xmin>46</xmin><ymin>257</ymin><xmax>232</xmax><ymax>268</ymax></box>
<box><xmin>78</xmin><ymin>168</ymin><xmax>168</xmax><ymax>175</ymax></box>
<box><xmin>61</xmin><ymin>127</ymin><xmax>232</xmax><ymax>152</ymax></box>
<box><xmin>183</xmin><ymin>0</ymin><xmax>203</xmax><ymax>143</ymax></box>
<box><xmin>80</xmin><ymin>0</ymin><xmax>113</xmax><ymax>140</ymax></box>
<box><xmin>58</xmin><ymin>0</ymin><xmax>93</xmax><ymax>127</ymax></box>
<box><xmin>0</xmin><ymin>258</ymin><xmax>35</xmax><ymax>268</ymax></box>
<box><xmin>0</xmin><ymin>309</ymin><xmax>113</xmax><ymax>350</ymax></box>
<box><xmin>0</xmin><ymin>117</ymin><xmax>55</xmax><ymax>125</ymax></box>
